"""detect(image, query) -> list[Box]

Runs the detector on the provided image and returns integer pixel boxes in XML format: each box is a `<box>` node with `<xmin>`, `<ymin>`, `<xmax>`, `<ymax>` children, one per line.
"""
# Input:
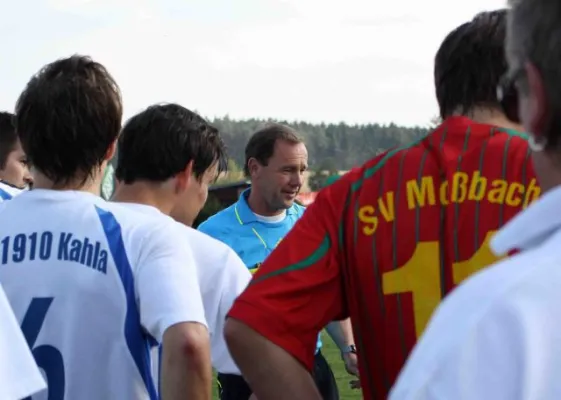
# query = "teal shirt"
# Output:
<box><xmin>198</xmin><ymin>189</ymin><xmax>323</xmax><ymax>353</ymax></box>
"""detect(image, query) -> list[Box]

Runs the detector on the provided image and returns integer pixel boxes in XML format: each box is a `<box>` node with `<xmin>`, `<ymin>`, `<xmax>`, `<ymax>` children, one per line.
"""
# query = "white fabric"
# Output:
<box><xmin>0</xmin><ymin>190</ymin><xmax>206</xmax><ymax>400</ymax></box>
<box><xmin>119</xmin><ymin>203</ymin><xmax>251</xmax><ymax>375</ymax></box>
<box><xmin>0</xmin><ymin>283</ymin><xmax>46</xmax><ymax>399</ymax></box>
<box><xmin>390</xmin><ymin>185</ymin><xmax>561</xmax><ymax>400</ymax></box>
<box><xmin>0</xmin><ymin>181</ymin><xmax>23</xmax><ymax>202</ymax></box>
<box><xmin>253</xmin><ymin>211</ymin><xmax>287</xmax><ymax>223</ymax></box>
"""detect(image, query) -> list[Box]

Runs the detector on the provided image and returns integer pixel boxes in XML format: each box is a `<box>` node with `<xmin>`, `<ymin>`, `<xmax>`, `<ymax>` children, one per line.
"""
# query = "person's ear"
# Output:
<box><xmin>104</xmin><ymin>139</ymin><xmax>117</xmax><ymax>162</ymax></box>
<box><xmin>175</xmin><ymin>160</ymin><xmax>194</xmax><ymax>193</ymax></box>
<box><xmin>523</xmin><ymin>61</ymin><xmax>548</xmax><ymax>140</ymax></box>
<box><xmin>247</xmin><ymin>158</ymin><xmax>261</xmax><ymax>178</ymax></box>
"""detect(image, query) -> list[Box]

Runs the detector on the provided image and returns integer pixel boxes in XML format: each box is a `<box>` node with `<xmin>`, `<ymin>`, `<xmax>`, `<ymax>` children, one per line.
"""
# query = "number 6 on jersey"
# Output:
<box><xmin>21</xmin><ymin>297</ymin><xmax>65</xmax><ymax>400</ymax></box>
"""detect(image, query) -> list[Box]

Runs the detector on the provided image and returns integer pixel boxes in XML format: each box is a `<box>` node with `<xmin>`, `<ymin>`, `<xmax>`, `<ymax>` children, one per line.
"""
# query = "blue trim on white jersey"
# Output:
<box><xmin>96</xmin><ymin>206</ymin><xmax>158</xmax><ymax>400</ymax></box>
<box><xmin>0</xmin><ymin>188</ymin><xmax>12</xmax><ymax>200</ymax></box>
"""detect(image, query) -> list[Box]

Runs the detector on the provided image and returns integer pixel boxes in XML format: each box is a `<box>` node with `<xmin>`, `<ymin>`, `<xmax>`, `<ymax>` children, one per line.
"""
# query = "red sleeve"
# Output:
<box><xmin>227</xmin><ymin>177</ymin><xmax>351</xmax><ymax>371</ymax></box>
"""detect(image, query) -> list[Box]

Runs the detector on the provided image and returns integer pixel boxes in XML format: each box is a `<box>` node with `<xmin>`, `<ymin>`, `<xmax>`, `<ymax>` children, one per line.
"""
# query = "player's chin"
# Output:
<box><xmin>281</xmin><ymin>192</ymin><xmax>297</xmax><ymax>206</ymax></box>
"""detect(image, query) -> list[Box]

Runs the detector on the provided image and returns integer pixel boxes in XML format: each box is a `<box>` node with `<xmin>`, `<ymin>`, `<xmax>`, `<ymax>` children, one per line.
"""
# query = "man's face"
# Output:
<box><xmin>252</xmin><ymin>140</ymin><xmax>308</xmax><ymax>212</ymax></box>
<box><xmin>171</xmin><ymin>162</ymin><xmax>219</xmax><ymax>226</ymax></box>
<box><xmin>0</xmin><ymin>140</ymin><xmax>33</xmax><ymax>189</ymax></box>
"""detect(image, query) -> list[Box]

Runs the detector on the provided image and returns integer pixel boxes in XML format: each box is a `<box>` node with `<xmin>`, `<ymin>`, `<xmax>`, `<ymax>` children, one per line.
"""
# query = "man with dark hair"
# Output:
<box><xmin>0</xmin><ymin>55</ymin><xmax>212</xmax><ymax>400</ymax></box>
<box><xmin>0</xmin><ymin>111</ymin><xmax>32</xmax><ymax>198</ymax></box>
<box><xmin>390</xmin><ymin>1</ymin><xmax>561</xmax><ymax>398</ymax></box>
<box><xmin>223</xmin><ymin>10</ymin><xmax>538</xmax><ymax>400</ymax></box>
<box><xmin>115</xmin><ymin>103</ymin><xmax>227</xmax><ymax>226</ymax></box>
<box><xmin>112</xmin><ymin>104</ymin><xmax>252</xmax><ymax>396</ymax></box>
<box><xmin>434</xmin><ymin>9</ymin><xmax>521</xmax><ymax>129</ymax></box>
<box><xmin>199</xmin><ymin>123</ymin><xmax>357</xmax><ymax>400</ymax></box>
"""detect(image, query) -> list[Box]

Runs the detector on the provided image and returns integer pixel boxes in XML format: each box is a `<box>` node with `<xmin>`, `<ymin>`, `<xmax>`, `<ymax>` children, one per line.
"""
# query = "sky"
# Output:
<box><xmin>1</xmin><ymin>0</ymin><xmax>507</xmax><ymax>127</ymax></box>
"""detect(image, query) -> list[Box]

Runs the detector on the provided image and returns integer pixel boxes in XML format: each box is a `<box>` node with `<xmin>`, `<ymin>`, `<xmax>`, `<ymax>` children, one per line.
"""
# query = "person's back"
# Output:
<box><xmin>337</xmin><ymin>116</ymin><xmax>536</xmax><ymax>392</ymax></box>
<box><xmin>223</xmin><ymin>10</ymin><xmax>540</xmax><ymax>400</ymax></box>
<box><xmin>0</xmin><ymin>190</ymin><xmax>206</xmax><ymax>399</ymax></box>
<box><xmin>110</xmin><ymin>103</ymin><xmax>251</xmax><ymax>396</ymax></box>
<box><xmin>1</xmin><ymin>55</ymin><xmax>211</xmax><ymax>400</ymax></box>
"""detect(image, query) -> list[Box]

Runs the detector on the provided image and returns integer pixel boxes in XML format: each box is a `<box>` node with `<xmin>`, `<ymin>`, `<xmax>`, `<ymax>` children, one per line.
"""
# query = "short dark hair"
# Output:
<box><xmin>0</xmin><ymin>112</ymin><xmax>18</xmax><ymax>169</ymax></box>
<box><xmin>434</xmin><ymin>9</ymin><xmax>508</xmax><ymax>119</ymax></box>
<box><xmin>15</xmin><ymin>55</ymin><xmax>122</xmax><ymax>186</ymax></box>
<box><xmin>244</xmin><ymin>123</ymin><xmax>303</xmax><ymax>176</ymax></box>
<box><xmin>115</xmin><ymin>103</ymin><xmax>227</xmax><ymax>184</ymax></box>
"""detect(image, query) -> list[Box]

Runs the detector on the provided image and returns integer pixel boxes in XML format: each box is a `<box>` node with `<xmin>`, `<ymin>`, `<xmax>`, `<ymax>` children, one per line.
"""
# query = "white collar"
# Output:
<box><xmin>492</xmin><ymin>185</ymin><xmax>561</xmax><ymax>255</ymax></box>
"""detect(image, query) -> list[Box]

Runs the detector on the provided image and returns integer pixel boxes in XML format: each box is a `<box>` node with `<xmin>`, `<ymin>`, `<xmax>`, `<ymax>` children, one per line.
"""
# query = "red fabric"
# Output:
<box><xmin>228</xmin><ymin>116</ymin><xmax>539</xmax><ymax>398</ymax></box>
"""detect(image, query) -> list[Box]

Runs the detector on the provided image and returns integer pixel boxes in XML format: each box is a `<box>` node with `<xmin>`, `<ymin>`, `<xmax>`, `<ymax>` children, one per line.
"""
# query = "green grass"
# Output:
<box><xmin>212</xmin><ymin>333</ymin><xmax>362</xmax><ymax>399</ymax></box>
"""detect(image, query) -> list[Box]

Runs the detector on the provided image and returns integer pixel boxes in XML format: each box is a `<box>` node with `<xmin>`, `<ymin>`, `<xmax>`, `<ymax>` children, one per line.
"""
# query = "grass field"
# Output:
<box><xmin>212</xmin><ymin>333</ymin><xmax>362</xmax><ymax>399</ymax></box>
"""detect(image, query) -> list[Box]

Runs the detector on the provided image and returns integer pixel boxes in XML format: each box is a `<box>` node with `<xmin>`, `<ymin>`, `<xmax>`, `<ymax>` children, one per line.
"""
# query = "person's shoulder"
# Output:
<box><xmin>185</xmin><ymin>225</ymin><xmax>233</xmax><ymax>254</ymax></box>
<box><xmin>96</xmin><ymin>201</ymin><xmax>174</xmax><ymax>230</ymax></box>
<box><xmin>197</xmin><ymin>203</ymin><xmax>237</xmax><ymax>236</ymax></box>
<box><xmin>420</xmin><ymin>247</ymin><xmax>555</xmax><ymax>353</ymax></box>
<box><xmin>292</xmin><ymin>202</ymin><xmax>306</xmax><ymax>217</ymax></box>
<box><xmin>96</xmin><ymin>202</ymin><xmax>182</xmax><ymax>258</ymax></box>
<box><xmin>183</xmin><ymin>225</ymin><xmax>250</xmax><ymax>280</ymax></box>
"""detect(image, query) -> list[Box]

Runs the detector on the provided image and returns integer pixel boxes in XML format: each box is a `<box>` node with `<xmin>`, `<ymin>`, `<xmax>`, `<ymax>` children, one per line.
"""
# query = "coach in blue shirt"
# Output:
<box><xmin>199</xmin><ymin>123</ymin><xmax>357</xmax><ymax>400</ymax></box>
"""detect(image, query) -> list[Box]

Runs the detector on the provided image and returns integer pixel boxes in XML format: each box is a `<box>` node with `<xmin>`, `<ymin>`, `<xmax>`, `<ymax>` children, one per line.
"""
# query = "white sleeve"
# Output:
<box><xmin>389</xmin><ymin>303</ymin><xmax>524</xmax><ymax>400</ymax></box>
<box><xmin>0</xmin><ymin>285</ymin><xmax>46</xmax><ymax>400</ymax></box>
<box><xmin>212</xmin><ymin>249</ymin><xmax>251</xmax><ymax>374</ymax></box>
<box><xmin>136</xmin><ymin>222</ymin><xmax>207</xmax><ymax>342</ymax></box>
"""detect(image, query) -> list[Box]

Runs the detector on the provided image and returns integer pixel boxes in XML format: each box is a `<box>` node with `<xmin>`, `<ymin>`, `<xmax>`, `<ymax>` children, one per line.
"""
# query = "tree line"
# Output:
<box><xmin>210</xmin><ymin>116</ymin><xmax>430</xmax><ymax>173</ymax></box>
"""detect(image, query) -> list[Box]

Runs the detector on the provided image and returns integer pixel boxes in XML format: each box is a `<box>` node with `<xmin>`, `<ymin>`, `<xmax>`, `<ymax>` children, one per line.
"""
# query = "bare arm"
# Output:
<box><xmin>325</xmin><ymin>318</ymin><xmax>354</xmax><ymax>351</ymax></box>
<box><xmin>161</xmin><ymin>322</ymin><xmax>212</xmax><ymax>400</ymax></box>
<box><xmin>224</xmin><ymin>318</ymin><xmax>321</xmax><ymax>400</ymax></box>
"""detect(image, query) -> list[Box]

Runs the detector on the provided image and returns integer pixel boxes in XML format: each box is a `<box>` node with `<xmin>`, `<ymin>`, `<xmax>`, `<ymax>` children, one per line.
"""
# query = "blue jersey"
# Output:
<box><xmin>199</xmin><ymin>189</ymin><xmax>323</xmax><ymax>352</ymax></box>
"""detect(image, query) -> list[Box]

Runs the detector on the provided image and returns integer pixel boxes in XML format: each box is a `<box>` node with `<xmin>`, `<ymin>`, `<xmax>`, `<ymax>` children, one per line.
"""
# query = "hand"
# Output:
<box><xmin>342</xmin><ymin>352</ymin><xmax>361</xmax><ymax>389</ymax></box>
<box><xmin>249</xmin><ymin>394</ymin><xmax>258</xmax><ymax>400</ymax></box>
<box><xmin>342</xmin><ymin>351</ymin><xmax>359</xmax><ymax>376</ymax></box>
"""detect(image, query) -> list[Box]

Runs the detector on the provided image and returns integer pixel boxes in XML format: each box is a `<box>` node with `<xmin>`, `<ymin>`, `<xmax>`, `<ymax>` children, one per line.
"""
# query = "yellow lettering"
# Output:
<box><xmin>406</xmin><ymin>177</ymin><xmax>436</xmax><ymax>209</ymax></box>
<box><xmin>505</xmin><ymin>183</ymin><xmax>524</xmax><ymax>207</ymax></box>
<box><xmin>523</xmin><ymin>178</ymin><xmax>541</xmax><ymax>209</ymax></box>
<box><xmin>488</xmin><ymin>180</ymin><xmax>508</xmax><ymax>204</ymax></box>
<box><xmin>357</xmin><ymin>205</ymin><xmax>378</xmax><ymax>236</ymax></box>
<box><xmin>451</xmin><ymin>172</ymin><xmax>468</xmax><ymax>202</ymax></box>
<box><xmin>467</xmin><ymin>171</ymin><xmax>487</xmax><ymax>201</ymax></box>
<box><xmin>378</xmin><ymin>192</ymin><xmax>395</xmax><ymax>222</ymax></box>
<box><xmin>439</xmin><ymin>181</ymin><xmax>449</xmax><ymax>206</ymax></box>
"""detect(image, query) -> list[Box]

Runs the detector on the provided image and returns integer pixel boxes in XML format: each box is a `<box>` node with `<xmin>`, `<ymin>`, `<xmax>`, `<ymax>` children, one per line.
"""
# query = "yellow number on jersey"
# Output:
<box><xmin>382</xmin><ymin>231</ymin><xmax>501</xmax><ymax>338</ymax></box>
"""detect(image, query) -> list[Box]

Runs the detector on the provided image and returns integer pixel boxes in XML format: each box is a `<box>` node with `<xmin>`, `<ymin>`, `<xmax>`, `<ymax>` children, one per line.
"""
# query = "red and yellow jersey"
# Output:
<box><xmin>228</xmin><ymin>116</ymin><xmax>539</xmax><ymax>399</ymax></box>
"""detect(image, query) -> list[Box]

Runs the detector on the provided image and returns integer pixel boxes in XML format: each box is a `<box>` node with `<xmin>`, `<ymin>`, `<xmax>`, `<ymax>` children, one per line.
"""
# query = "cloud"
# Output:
<box><xmin>0</xmin><ymin>0</ymin><xmax>508</xmax><ymax>126</ymax></box>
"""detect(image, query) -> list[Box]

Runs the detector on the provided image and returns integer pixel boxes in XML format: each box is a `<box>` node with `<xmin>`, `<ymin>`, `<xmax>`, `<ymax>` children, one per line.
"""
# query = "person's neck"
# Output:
<box><xmin>247</xmin><ymin>189</ymin><xmax>285</xmax><ymax>217</ymax></box>
<box><xmin>112</xmin><ymin>182</ymin><xmax>174</xmax><ymax>215</ymax></box>
<box><xmin>32</xmin><ymin>170</ymin><xmax>103</xmax><ymax>195</ymax></box>
<box><xmin>459</xmin><ymin>108</ymin><xmax>523</xmax><ymax>132</ymax></box>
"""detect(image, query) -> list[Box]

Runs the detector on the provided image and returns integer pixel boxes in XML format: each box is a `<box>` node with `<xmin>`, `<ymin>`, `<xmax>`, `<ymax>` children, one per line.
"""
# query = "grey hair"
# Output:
<box><xmin>507</xmin><ymin>0</ymin><xmax>561</xmax><ymax>98</ymax></box>
<box><xmin>507</xmin><ymin>0</ymin><xmax>561</xmax><ymax>148</ymax></box>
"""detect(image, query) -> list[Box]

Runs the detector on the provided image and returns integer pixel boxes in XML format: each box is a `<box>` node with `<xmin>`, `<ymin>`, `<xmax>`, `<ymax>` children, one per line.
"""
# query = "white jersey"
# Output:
<box><xmin>118</xmin><ymin>203</ymin><xmax>251</xmax><ymax>375</ymax></box>
<box><xmin>0</xmin><ymin>283</ymin><xmax>46</xmax><ymax>399</ymax></box>
<box><xmin>0</xmin><ymin>181</ymin><xmax>23</xmax><ymax>202</ymax></box>
<box><xmin>0</xmin><ymin>190</ymin><xmax>207</xmax><ymax>400</ymax></box>
<box><xmin>390</xmin><ymin>186</ymin><xmax>561</xmax><ymax>400</ymax></box>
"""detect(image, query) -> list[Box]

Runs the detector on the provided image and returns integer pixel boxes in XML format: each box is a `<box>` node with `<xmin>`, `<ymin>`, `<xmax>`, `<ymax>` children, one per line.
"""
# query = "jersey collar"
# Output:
<box><xmin>235</xmin><ymin>188</ymin><xmax>297</xmax><ymax>225</ymax></box>
<box><xmin>492</xmin><ymin>184</ymin><xmax>561</xmax><ymax>255</ymax></box>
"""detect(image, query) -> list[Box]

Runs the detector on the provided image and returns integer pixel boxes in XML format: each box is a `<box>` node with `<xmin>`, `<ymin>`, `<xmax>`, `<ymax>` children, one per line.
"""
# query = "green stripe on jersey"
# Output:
<box><xmin>251</xmin><ymin>234</ymin><xmax>331</xmax><ymax>285</ymax></box>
